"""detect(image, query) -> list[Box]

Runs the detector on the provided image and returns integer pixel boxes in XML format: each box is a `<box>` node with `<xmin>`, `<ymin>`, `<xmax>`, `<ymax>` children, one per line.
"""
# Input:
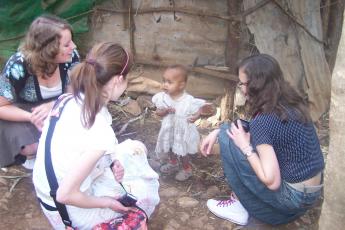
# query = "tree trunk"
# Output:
<box><xmin>321</xmin><ymin>0</ymin><xmax>345</xmax><ymax>72</ymax></box>
<box><xmin>243</xmin><ymin>0</ymin><xmax>331</xmax><ymax>121</ymax></box>
<box><xmin>226</xmin><ymin>0</ymin><xmax>241</xmax><ymax>70</ymax></box>
<box><xmin>221</xmin><ymin>0</ymin><xmax>242</xmax><ymax>121</ymax></box>
<box><xmin>319</xmin><ymin>11</ymin><xmax>345</xmax><ymax>229</ymax></box>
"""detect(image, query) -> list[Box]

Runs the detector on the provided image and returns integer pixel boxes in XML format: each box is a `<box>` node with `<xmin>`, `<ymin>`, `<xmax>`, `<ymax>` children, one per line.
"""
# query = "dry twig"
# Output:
<box><xmin>117</xmin><ymin>108</ymin><xmax>148</xmax><ymax>135</ymax></box>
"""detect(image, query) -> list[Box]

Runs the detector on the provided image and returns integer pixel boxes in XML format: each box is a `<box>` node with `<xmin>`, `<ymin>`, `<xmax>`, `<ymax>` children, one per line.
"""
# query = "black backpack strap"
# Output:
<box><xmin>44</xmin><ymin>93</ymin><xmax>74</xmax><ymax>228</ymax></box>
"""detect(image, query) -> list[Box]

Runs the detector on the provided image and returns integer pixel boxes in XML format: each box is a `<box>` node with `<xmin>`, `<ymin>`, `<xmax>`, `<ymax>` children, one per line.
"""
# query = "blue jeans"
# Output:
<box><xmin>218</xmin><ymin>124</ymin><xmax>322</xmax><ymax>225</ymax></box>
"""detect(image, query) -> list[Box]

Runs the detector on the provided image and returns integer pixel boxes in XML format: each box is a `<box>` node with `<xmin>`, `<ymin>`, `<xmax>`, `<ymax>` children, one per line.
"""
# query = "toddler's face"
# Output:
<box><xmin>162</xmin><ymin>69</ymin><xmax>186</xmax><ymax>98</ymax></box>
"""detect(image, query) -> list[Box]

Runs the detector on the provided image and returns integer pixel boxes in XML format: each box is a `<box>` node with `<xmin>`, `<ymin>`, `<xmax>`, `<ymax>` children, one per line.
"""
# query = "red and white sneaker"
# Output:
<box><xmin>160</xmin><ymin>162</ymin><xmax>179</xmax><ymax>175</ymax></box>
<box><xmin>175</xmin><ymin>168</ymin><xmax>192</xmax><ymax>181</ymax></box>
<box><xmin>206</xmin><ymin>194</ymin><xmax>249</xmax><ymax>225</ymax></box>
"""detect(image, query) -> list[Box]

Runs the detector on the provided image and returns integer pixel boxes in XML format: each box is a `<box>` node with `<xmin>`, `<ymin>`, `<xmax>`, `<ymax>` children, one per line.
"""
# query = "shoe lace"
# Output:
<box><xmin>216</xmin><ymin>198</ymin><xmax>236</xmax><ymax>207</ymax></box>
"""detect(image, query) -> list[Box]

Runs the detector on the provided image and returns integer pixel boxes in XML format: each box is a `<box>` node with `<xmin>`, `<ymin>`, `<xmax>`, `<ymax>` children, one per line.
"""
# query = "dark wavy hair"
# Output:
<box><xmin>70</xmin><ymin>42</ymin><xmax>133</xmax><ymax>128</ymax></box>
<box><xmin>20</xmin><ymin>14</ymin><xmax>72</xmax><ymax>78</ymax></box>
<box><xmin>237</xmin><ymin>54</ymin><xmax>311</xmax><ymax>123</ymax></box>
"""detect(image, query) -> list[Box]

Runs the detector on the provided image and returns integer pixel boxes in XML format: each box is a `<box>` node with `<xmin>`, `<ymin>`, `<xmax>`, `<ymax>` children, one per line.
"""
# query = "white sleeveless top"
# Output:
<box><xmin>39</xmin><ymin>81</ymin><xmax>62</xmax><ymax>99</ymax></box>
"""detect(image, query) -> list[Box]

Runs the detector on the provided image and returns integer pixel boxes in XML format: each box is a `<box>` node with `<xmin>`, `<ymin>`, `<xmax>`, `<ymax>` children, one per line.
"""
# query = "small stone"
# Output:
<box><xmin>0</xmin><ymin>202</ymin><xmax>8</xmax><ymax>211</ymax></box>
<box><xmin>205</xmin><ymin>224</ymin><xmax>215</xmax><ymax>230</ymax></box>
<box><xmin>0</xmin><ymin>178</ymin><xmax>8</xmax><ymax>186</ymax></box>
<box><xmin>136</xmin><ymin>95</ymin><xmax>155</xmax><ymax>109</ymax></box>
<box><xmin>177</xmin><ymin>197</ymin><xmax>199</xmax><ymax>208</ymax></box>
<box><xmin>160</xmin><ymin>187</ymin><xmax>180</xmax><ymax>198</ymax></box>
<box><xmin>190</xmin><ymin>215</ymin><xmax>208</xmax><ymax>228</ymax></box>
<box><xmin>177</xmin><ymin>212</ymin><xmax>190</xmax><ymax>222</ymax></box>
<box><xmin>123</xmin><ymin>99</ymin><xmax>141</xmax><ymax>116</ymax></box>
<box><xmin>201</xmin><ymin>185</ymin><xmax>220</xmax><ymax>199</ymax></box>
<box><xmin>25</xmin><ymin>212</ymin><xmax>32</xmax><ymax>219</ymax></box>
<box><xmin>167</xmin><ymin>219</ymin><xmax>180</xmax><ymax>228</ymax></box>
<box><xmin>157</xmin><ymin>203</ymin><xmax>166</xmax><ymax>215</ymax></box>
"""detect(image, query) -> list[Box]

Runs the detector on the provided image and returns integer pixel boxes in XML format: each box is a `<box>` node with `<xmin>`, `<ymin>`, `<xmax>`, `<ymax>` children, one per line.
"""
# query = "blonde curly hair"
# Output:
<box><xmin>19</xmin><ymin>14</ymin><xmax>72</xmax><ymax>78</ymax></box>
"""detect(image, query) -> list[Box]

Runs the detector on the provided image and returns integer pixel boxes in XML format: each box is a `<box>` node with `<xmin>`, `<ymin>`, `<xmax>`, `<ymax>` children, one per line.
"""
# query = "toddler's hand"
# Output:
<box><xmin>156</xmin><ymin>107</ymin><xmax>175</xmax><ymax>117</ymax></box>
<box><xmin>167</xmin><ymin>106</ymin><xmax>175</xmax><ymax>114</ymax></box>
<box><xmin>200</xmin><ymin>103</ymin><xmax>216</xmax><ymax>116</ymax></box>
<box><xmin>187</xmin><ymin>111</ymin><xmax>201</xmax><ymax>123</ymax></box>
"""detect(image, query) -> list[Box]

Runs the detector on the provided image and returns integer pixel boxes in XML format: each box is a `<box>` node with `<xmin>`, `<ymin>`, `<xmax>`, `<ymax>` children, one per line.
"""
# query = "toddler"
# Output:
<box><xmin>152</xmin><ymin>65</ymin><xmax>210</xmax><ymax>181</ymax></box>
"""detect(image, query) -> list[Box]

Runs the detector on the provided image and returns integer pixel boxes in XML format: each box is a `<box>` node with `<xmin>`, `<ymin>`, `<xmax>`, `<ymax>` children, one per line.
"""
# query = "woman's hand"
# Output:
<box><xmin>155</xmin><ymin>107</ymin><xmax>175</xmax><ymax>117</ymax></box>
<box><xmin>30</xmin><ymin>101</ymin><xmax>54</xmax><ymax>131</ymax></box>
<box><xmin>227</xmin><ymin>120</ymin><xmax>282</xmax><ymax>190</ymax></box>
<box><xmin>105</xmin><ymin>196</ymin><xmax>137</xmax><ymax>213</ymax></box>
<box><xmin>200</xmin><ymin>129</ymin><xmax>220</xmax><ymax>156</ymax></box>
<box><xmin>227</xmin><ymin>120</ymin><xmax>251</xmax><ymax>150</ymax></box>
<box><xmin>110</xmin><ymin>160</ymin><xmax>124</xmax><ymax>182</ymax></box>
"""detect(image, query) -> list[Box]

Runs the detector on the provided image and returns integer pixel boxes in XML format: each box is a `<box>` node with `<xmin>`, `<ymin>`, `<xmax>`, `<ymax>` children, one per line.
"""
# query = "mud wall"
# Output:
<box><xmin>78</xmin><ymin>0</ymin><xmax>241</xmax><ymax>100</ymax></box>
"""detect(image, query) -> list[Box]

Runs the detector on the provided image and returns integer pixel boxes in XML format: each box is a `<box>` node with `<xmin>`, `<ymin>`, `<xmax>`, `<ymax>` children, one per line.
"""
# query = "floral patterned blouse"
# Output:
<box><xmin>0</xmin><ymin>49</ymin><xmax>79</xmax><ymax>103</ymax></box>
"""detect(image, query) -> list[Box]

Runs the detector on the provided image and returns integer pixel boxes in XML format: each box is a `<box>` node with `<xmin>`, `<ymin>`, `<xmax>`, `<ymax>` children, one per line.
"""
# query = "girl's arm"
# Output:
<box><xmin>227</xmin><ymin>121</ymin><xmax>281</xmax><ymax>190</ymax></box>
<box><xmin>0</xmin><ymin>96</ymin><xmax>55</xmax><ymax>131</ymax></box>
<box><xmin>243</xmin><ymin>144</ymin><xmax>281</xmax><ymax>190</ymax></box>
<box><xmin>56</xmin><ymin>149</ymin><xmax>131</xmax><ymax>212</ymax></box>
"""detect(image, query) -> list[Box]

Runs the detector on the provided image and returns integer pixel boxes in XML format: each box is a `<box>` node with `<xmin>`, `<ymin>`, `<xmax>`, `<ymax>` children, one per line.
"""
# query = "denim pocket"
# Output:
<box><xmin>283</xmin><ymin>182</ymin><xmax>322</xmax><ymax>210</ymax></box>
<box><xmin>278</xmin><ymin>183</ymin><xmax>302</xmax><ymax>210</ymax></box>
<box><xmin>300</xmin><ymin>189</ymin><xmax>322</xmax><ymax>209</ymax></box>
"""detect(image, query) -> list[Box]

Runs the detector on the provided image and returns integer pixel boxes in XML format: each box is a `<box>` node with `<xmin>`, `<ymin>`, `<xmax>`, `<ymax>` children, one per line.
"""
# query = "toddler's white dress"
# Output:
<box><xmin>152</xmin><ymin>92</ymin><xmax>205</xmax><ymax>158</ymax></box>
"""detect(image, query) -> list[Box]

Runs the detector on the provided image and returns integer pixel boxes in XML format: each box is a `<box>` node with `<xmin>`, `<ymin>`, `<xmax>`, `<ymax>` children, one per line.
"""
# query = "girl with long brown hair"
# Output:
<box><xmin>201</xmin><ymin>54</ymin><xmax>324</xmax><ymax>226</ymax></box>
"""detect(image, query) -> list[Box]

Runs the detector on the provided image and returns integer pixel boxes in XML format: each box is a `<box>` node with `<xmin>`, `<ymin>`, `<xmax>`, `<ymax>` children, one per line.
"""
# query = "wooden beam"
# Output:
<box><xmin>128</xmin><ymin>0</ymin><xmax>136</xmax><ymax>56</ymax></box>
<box><xmin>135</xmin><ymin>58</ymin><xmax>238</xmax><ymax>82</ymax></box>
<box><xmin>95</xmin><ymin>6</ymin><xmax>241</xmax><ymax>22</ymax></box>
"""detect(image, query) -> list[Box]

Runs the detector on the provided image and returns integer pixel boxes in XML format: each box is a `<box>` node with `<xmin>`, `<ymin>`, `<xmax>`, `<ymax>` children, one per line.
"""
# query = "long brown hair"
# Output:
<box><xmin>20</xmin><ymin>14</ymin><xmax>72</xmax><ymax>78</ymax></box>
<box><xmin>238</xmin><ymin>54</ymin><xmax>311</xmax><ymax>123</ymax></box>
<box><xmin>70</xmin><ymin>42</ymin><xmax>132</xmax><ymax>128</ymax></box>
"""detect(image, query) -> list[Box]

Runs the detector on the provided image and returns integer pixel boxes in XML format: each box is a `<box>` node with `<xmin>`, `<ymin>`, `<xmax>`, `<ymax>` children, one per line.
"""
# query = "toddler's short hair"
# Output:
<box><xmin>167</xmin><ymin>64</ymin><xmax>188</xmax><ymax>82</ymax></box>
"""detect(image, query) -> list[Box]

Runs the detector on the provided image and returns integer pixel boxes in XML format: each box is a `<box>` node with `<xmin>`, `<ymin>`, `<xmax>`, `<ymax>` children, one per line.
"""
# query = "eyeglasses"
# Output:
<box><xmin>237</xmin><ymin>81</ymin><xmax>249</xmax><ymax>87</ymax></box>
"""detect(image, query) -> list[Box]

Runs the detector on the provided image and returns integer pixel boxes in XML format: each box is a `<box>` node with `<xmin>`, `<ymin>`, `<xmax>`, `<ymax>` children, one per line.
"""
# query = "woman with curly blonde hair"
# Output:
<box><xmin>0</xmin><ymin>14</ymin><xmax>79</xmax><ymax>169</ymax></box>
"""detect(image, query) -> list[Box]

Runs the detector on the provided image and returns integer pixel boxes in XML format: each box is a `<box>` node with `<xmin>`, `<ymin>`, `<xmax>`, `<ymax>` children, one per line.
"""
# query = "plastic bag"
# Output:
<box><xmin>93</xmin><ymin>139</ymin><xmax>160</xmax><ymax>218</ymax></box>
<box><xmin>112</xmin><ymin>139</ymin><xmax>160</xmax><ymax>218</ymax></box>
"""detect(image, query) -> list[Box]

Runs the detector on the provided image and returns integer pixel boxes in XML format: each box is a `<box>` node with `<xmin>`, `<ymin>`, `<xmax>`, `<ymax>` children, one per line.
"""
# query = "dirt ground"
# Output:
<box><xmin>0</xmin><ymin>107</ymin><xmax>328</xmax><ymax>230</ymax></box>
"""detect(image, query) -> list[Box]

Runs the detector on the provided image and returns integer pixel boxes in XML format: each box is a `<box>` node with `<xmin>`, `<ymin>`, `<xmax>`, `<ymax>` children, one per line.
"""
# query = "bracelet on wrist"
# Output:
<box><xmin>241</xmin><ymin>144</ymin><xmax>255</xmax><ymax>158</ymax></box>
